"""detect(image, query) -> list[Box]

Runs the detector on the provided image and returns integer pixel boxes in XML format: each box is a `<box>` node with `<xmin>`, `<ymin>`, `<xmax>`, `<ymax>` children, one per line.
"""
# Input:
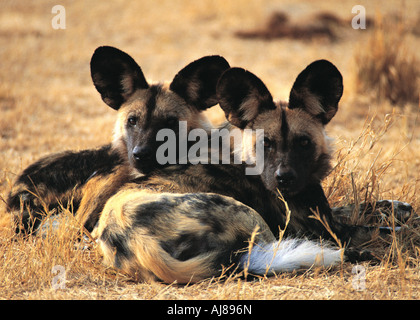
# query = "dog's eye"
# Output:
<box><xmin>127</xmin><ymin>116</ymin><xmax>138</xmax><ymax>126</ymax></box>
<box><xmin>264</xmin><ymin>138</ymin><xmax>272</xmax><ymax>148</ymax></box>
<box><xmin>299</xmin><ymin>137</ymin><xmax>311</xmax><ymax>147</ymax></box>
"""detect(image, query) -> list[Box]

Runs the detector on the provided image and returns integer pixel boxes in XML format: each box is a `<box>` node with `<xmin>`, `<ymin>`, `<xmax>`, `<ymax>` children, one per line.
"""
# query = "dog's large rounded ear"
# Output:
<box><xmin>288</xmin><ymin>60</ymin><xmax>343</xmax><ymax>125</ymax></box>
<box><xmin>90</xmin><ymin>46</ymin><xmax>149</xmax><ymax>110</ymax></box>
<box><xmin>217</xmin><ymin>68</ymin><xmax>276</xmax><ymax>128</ymax></box>
<box><xmin>169</xmin><ymin>56</ymin><xmax>230</xmax><ymax>110</ymax></box>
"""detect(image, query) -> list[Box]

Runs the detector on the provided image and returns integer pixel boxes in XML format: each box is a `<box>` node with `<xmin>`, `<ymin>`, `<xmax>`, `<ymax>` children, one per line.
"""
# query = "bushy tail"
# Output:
<box><xmin>240</xmin><ymin>238</ymin><xmax>343</xmax><ymax>275</ymax></box>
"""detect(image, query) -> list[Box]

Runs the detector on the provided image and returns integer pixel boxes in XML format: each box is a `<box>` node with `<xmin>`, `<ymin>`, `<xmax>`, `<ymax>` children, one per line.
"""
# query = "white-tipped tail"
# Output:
<box><xmin>240</xmin><ymin>238</ymin><xmax>343</xmax><ymax>275</ymax></box>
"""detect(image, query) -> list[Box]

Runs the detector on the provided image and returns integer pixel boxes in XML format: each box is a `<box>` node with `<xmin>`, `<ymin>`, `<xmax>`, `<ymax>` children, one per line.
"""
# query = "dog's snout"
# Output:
<box><xmin>275</xmin><ymin>167</ymin><xmax>297</xmax><ymax>187</ymax></box>
<box><xmin>132</xmin><ymin>145</ymin><xmax>152</xmax><ymax>161</ymax></box>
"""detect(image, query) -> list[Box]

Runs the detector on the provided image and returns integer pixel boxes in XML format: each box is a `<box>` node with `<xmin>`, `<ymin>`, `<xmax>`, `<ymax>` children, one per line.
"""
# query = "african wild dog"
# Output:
<box><xmin>217</xmin><ymin>64</ymin><xmax>413</xmax><ymax>238</ymax></box>
<box><xmin>83</xmin><ymin>60</ymin><xmax>394</xmax><ymax>283</ymax></box>
<box><xmin>7</xmin><ymin>46</ymin><xmax>230</xmax><ymax>234</ymax></box>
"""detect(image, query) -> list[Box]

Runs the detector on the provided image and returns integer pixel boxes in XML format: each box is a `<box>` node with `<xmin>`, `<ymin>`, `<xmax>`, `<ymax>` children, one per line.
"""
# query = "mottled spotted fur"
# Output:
<box><xmin>7</xmin><ymin>46</ymin><xmax>230</xmax><ymax>234</ymax></box>
<box><xmin>92</xmin><ymin>176</ymin><xmax>342</xmax><ymax>284</ymax></box>
<box><xmin>94</xmin><ymin>190</ymin><xmax>277</xmax><ymax>283</ymax></box>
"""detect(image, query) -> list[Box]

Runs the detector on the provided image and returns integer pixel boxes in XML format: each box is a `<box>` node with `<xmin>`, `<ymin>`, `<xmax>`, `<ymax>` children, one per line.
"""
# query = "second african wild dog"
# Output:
<box><xmin>7</xmin><ymin>46</ymin><xmax>230</xmax><ymax>234</ymax></box>
<box><xmin>80</xmin><ymin>59</ymin><xmax>394</xmax><ymax>283</ymax></box>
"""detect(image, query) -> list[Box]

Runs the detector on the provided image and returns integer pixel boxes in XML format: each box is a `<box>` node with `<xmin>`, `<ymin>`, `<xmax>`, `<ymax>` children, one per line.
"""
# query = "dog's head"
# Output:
<box><xmin>217</xmin><ymin>60</ymin><xmax>343</xmax><ymax>195</ymax></box>
<box><xmin>90</xmin><ymin>46</ymin><xmax>230</xmax><ymax>174</ymax></box>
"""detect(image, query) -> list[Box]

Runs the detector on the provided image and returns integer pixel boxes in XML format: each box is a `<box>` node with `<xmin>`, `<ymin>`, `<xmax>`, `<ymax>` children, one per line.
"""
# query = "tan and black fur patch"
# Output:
<box><xmin>94</xmin><ymin>190</ymin><xmax>274</xmax><ymax>283</ymax></box>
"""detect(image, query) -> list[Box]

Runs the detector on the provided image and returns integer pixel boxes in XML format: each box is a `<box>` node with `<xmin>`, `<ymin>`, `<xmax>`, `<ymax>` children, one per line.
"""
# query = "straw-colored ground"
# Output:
<box><xmin>0</xmin><ymin>0</ymin><xmax>419</xmax><ymax>300</ymax></box>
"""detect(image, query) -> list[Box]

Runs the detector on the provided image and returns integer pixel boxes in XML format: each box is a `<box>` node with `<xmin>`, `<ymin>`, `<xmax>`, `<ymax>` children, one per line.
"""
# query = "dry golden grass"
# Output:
<box><xmin>354</xmin><ymin>12</ymin><xmax>419</xmax><ymax>105</ymax></box>
<box><xmin>0</xmin><ymin>0</ymin><xmax>419</xmax><ymax>300</ymax></box>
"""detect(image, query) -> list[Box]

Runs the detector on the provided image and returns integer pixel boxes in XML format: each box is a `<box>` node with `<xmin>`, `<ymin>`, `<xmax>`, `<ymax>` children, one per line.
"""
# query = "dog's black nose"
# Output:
<box><xmin>132</xmin><ymin>145</ymin><xmax>152</xmax><ymax>162</ymax></box>
<box><xmin>276</xmin><ymin>169</ymin><xmax>296</xmax><ymax>187</ymax></box>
